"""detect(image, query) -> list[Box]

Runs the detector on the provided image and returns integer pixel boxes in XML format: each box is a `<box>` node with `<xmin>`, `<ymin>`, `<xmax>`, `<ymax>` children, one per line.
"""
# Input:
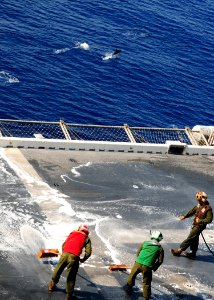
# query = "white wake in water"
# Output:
<box><xmin>53</xmin><ymin>47</ymin><xmax>71</xmax><ymax>54</ymax></box>
<box><xmin>54</xmin><ymin>42</ymin><xmax>90</xmax><ymax>55</ymax></box>
<box><xmin>74</xmin><ymin>42</ymin><xmax>90</xmax><ymax>50</ymax></box>
<box><xmin>102</xmin><ymin>50</ymin><xmax>121</xmax><ymax>61</ymax></box>
<box><xmin>0</xmin><ymin>71</ymin><xmax>19</xmax><ymax>83</ymax></box>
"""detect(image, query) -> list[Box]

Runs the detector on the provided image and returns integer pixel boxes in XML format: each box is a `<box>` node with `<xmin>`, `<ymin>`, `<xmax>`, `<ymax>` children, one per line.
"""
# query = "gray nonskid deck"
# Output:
<box><xmin>0</xmin><ymin>149</ymin><xmax>213</xmax><ymax>299</ymax></box>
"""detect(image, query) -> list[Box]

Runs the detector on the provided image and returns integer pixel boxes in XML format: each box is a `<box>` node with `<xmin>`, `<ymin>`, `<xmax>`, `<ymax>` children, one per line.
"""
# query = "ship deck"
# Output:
<box><xmin>0</xmin><ymin>148</ymin><xmax>213</xmax><ymax>300</ymax></box>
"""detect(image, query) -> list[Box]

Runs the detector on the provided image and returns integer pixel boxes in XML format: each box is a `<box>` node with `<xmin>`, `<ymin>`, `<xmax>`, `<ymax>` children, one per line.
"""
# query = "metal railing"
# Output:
<box><xmin>0</xmin><ymin>119</ymin><xmax>212</xmax><ymax>146</ymax></box>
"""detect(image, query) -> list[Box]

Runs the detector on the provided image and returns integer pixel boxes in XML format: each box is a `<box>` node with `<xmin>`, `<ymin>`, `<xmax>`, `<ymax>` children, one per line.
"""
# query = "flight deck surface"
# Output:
<box><xmin>0</xmin><ymin>149</ymin><xmax>213</xmax><ymax>299</ymax></box>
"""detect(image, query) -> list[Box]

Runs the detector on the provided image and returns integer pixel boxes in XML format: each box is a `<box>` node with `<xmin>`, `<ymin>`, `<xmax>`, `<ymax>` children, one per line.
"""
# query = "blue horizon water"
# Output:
<box><xmin>0</xmin><ymin>0</ymin><xmax>214</xmax><ymax>128</ymax></box>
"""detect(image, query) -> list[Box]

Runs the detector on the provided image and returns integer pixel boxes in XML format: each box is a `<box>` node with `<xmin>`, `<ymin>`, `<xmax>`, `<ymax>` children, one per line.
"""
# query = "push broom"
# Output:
<box><xmin>37</xmin><ymin>248</ymin><xmax>60</xmax><ymax>259</ymax></box>
<box><xmin>38</xmin><ymin>249</ymin><xmax>131</xmax><ymax>270</ymax></box>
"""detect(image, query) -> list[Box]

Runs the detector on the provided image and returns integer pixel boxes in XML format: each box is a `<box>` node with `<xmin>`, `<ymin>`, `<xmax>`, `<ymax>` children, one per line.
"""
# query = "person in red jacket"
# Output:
<box><xmin>170</xmin><ymin>191</ymin><xmax>213</xmax><ymax>259</ymax></box>
<box><xmin>48</xmin><ymin>224</ymin><xmax>92</xmax><ymax>300</ymax></box>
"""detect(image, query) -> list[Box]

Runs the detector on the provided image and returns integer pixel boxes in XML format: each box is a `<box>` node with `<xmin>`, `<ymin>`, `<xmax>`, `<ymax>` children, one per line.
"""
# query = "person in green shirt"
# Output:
<box><xmin>170</xmin><ymin>191</ymin><xmax>213</xmax><ymax>260</ymax></box>
<box><xmin>124</xmin><ymin>231</ymin><xmax>164</xmax><ymax>300</ymax></box>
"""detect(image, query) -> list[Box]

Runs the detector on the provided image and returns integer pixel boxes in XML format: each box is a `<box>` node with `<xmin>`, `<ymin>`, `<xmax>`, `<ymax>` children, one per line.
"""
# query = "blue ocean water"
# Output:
<box><xmin>0</xmin><ymin>0</ymin><xmax>213</xmax><ymax>128</ymax></box>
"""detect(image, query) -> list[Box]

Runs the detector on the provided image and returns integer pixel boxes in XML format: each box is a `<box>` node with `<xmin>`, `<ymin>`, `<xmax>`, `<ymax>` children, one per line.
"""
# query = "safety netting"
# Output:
<box><xmin>0</xmin><ymin>119</ymin><xmax>196</xmax><ymax>145</ymax></box>
<box><xmin>0</xmin><ymin>120</ymin><xmax>65</xmax><ymax>139</ymax></box>
<box><xmin>130</xmin><ymin>127</ymin><xmax>192</xmax><ymax>145</ymax></box>
<box><xmin>66</xmin><ymin>124</ymin><xmax>130</xmax><ymax>142</ymax></box>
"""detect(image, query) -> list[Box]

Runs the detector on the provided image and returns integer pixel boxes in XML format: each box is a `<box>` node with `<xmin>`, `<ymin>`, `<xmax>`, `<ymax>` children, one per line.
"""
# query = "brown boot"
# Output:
<box><xmin>65</xmin><ymin>294</ymin><xmax>73</xmax><ymax>300</ymax></box>
<box><xmin>48</xmin><ymin>280</ymin><xmax>55</xmax><ymax>292</ymax></box>
<box><xmin>183</xmin><ymin>252</ymin><xmax>196</xmax><ymax>260</ymax></box>
<box><xmin>170</xmin><ymin>248</ymin><xmax>182</xmax><ymax>256</ymax></box>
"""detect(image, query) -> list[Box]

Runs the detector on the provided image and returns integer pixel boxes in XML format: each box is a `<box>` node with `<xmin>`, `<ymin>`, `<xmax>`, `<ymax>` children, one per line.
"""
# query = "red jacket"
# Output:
<box><xmin>63</xmin><ymin>231</ymin><xmax>87</xmax><ymax>257</ymax></box>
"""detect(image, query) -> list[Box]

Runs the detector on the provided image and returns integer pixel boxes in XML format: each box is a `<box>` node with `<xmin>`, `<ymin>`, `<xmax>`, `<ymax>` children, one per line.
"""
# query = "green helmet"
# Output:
<box><xmin>151</xmin><ymin>231</ymin><xmax>163</xmax><ymax>242</ymax></box>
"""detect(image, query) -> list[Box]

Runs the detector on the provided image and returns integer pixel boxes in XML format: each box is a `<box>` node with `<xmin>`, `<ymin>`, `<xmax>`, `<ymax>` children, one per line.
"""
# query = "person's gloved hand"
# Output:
<box><xmin>153</xmin><ymin>263</ymin><xmax>159</xmax><ymax>272</ymax></box>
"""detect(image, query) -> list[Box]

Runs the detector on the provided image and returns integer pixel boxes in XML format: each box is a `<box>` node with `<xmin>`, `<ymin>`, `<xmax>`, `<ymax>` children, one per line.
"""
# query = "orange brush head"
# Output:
<box><xmin>37</xmin><ymin>249</ymin><xmax>60</xmax><ymax>259</ymax></box>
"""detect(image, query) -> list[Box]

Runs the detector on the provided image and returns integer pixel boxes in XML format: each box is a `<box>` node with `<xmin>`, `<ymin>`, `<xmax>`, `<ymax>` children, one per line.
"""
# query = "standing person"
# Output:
<box><xmin>48</xmin><ymin>224</ymin><xmax>92</xmax><ymax>300</ymax></box>
<box><xmin>170</xmin><ymin>191</ymin><xmax>213</xmax><ymax>260</ymax></box>
<box><xmin>124</xmin><ymin>231</ymin><xmax>164</xmax><ymax>300</ymax></box>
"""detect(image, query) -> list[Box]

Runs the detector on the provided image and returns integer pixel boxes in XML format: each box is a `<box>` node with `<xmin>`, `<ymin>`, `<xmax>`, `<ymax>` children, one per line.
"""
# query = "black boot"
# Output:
<box><xmin>123</xmin><ymin>283</ymin><xmax>133</xmax><ymax>295</ymax></box>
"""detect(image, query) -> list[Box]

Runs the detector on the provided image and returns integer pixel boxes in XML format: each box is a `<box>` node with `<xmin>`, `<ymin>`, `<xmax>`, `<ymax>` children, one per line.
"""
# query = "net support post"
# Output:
<box><xmin>59</xmin><ymin>120</ymin><xmax>71</xmax><ymax>140</ymax></box>
<box><xmin>124</xmin><ymin>124</ymin><xmax>136</xmax><ymax>143</ymax></box>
